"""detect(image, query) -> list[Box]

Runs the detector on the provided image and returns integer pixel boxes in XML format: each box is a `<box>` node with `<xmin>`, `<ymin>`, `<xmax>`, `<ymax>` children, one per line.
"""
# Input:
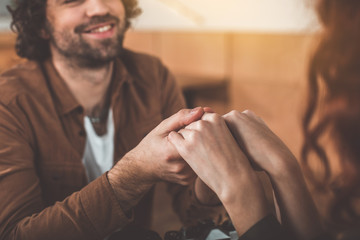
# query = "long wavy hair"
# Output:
<box><xmin>7</xmin><ymin>0</ymin><xmax>141</xmax><ymax>61</ymax></box>
<box><xmin>302</xmin><ymin>0</ymin><xmax>360</xmax><ymax>228</ymax></box>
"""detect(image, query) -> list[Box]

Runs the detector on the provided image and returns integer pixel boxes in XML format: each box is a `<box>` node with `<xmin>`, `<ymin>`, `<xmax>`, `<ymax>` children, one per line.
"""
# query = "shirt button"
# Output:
<box><xmin>79</xmin><ymin>129</ymin><xmax>86</xmax><ymax>137</ymax></box>
<box><xmin>77</xmin><ymin>107</ymin><xmax>84</xmax><ymax>114</ymax></box>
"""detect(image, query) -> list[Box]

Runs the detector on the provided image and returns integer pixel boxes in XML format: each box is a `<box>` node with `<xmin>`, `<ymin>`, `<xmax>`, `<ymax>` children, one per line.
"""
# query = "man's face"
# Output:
<box><xmin>45</xmin><ymin>0</ymin><xmax>127</xmax><ymax>67</ymax></box>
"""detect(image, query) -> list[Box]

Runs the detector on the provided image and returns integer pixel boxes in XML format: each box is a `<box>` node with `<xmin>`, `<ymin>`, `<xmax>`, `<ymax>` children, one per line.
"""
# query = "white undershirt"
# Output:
<box><xmin>82</xmin><ymin>109</ymin><xmax>114</xmax><ymax>182</ymax></box>
<box><xmin>82</xmin><ymin>110</ymin><xmax>122</xmax><ymax>239</ymax></box>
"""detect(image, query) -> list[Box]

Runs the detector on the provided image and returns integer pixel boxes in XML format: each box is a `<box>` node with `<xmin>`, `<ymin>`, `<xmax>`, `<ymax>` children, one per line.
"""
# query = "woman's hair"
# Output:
<box><xmin>7</xmin><ymin>0</ymin><xmax>141</xmax><ymax>62</ymax></box>
<box><xmin>302</xmin><ymin>0</ymin><xmax>360</xmax><ymax>227</ymax></box>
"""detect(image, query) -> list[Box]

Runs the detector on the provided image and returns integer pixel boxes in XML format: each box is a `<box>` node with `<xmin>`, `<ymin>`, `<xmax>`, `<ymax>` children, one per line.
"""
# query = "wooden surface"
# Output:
<box><xmin>230</xmin><ymin>33</ymin><xmax>317</xmax><ymax>157</ymax></box>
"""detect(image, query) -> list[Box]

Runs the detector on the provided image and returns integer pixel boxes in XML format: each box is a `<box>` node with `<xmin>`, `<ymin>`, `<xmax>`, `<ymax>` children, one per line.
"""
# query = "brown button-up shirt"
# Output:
<box><xmin>0</xmin><ymin>49</ymin><xmax>223</xmax><ymax>240</ymax></box>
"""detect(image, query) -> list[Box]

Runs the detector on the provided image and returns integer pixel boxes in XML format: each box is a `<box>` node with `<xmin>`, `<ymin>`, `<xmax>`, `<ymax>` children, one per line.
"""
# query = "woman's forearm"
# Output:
<box><xmin>269</xmin><ymin>160</ymin><xmax>323</xmax><ymax>240</ymax></box>
<box><xmin>220</xmin><ymin>171</ymin><xmax>270</xmax><ymax>236</ymax></box>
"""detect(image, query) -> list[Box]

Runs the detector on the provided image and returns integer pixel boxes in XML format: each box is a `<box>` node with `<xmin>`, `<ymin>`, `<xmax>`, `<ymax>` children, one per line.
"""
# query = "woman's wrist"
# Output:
<box><xmin>265</xmin><ymin>153</ymin><xmax>301</xmax><ymax>182</ymax></box>
<box><xmin>220</xmin><ymin>171</ymin><xmax>270</xmax><ymax>235</ymax></box>
<box><xmin>219</xmin><ymin>170</ymin><xmax>264</xmax><ymax>207</ymax></box>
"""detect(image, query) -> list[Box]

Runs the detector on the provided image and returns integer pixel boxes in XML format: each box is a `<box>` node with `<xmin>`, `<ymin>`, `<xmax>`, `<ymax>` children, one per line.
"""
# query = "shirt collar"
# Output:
<box><xmin>42</xmin><ymin>57</ymin><xmax>132</xmax><ymax>116</ymax></box>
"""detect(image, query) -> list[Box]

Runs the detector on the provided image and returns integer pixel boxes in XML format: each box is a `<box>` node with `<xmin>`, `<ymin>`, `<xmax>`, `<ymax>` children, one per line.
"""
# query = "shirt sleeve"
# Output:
<box><xmin>238</xmin><ymin>215</ymin><xmax>334</xmax><ymax>240</ymax></box>
<box><xmin>238</xmin><ymin>215</ymin><xmax>289</xmax><ymax>240</ymax></box>
<box><xmin>158</xmin><ymin>62</ymin><xmax>226</xmax><ymax>226</ymax></box>
<box><xmin>0</xmin><ymin>101</ymin><xmax>131</xmax><ymax>240</ymax></box>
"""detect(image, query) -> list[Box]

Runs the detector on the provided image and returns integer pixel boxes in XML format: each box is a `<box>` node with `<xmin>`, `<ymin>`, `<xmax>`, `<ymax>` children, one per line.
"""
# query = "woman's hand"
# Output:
<box><xmin>168</xmin><ymin>113</ymin><xmax>251</xmax><ymax>200</ymax></box>
<box><xmin>223</xmin><ymin>110</ymin><xmax>298</xmax><ymax>180</ymax></box>
<box><xmin>168</xmin><ymin>113</ymin><xmax>269</xmax><ymax>235</ymax></box>
<box><xmin>224</xmin><ymin>110</ymin><xmax>322</xmax><ymax>239</ymax></box>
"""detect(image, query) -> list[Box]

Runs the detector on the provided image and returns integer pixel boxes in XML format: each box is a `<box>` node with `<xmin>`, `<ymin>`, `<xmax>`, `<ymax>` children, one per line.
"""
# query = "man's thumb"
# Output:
<box><xmin>159</xmin><ymin>107</ymin><xmax>204</xmax><ymax>133</ymax></box>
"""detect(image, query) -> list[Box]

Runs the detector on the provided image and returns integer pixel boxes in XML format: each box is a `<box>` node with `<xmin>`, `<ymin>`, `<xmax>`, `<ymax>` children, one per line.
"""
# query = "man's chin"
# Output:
<box><xmin>50</xmin><ymin>37</ymin><xmax>124</xmax><ymax>68</ymax></box>
<box><xmin>63</xmin><ymin>43</ymin><xmax>123</xmax><ymax>68</ymax></box>
<box><xmin>73</xmin><ymin>54</ymin><xmax>118</xmax><ymax>69</ymax></box>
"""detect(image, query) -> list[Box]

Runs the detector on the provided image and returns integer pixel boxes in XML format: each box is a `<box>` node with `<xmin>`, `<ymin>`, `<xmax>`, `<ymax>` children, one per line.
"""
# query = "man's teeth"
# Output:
<box><xmin>90</xmin><ymin>25</ymin><xmax>112</xmax><ymax>33</ymax></box>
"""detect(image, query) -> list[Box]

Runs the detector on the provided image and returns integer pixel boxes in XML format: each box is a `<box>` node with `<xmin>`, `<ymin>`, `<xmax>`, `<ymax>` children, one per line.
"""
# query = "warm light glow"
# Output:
<box><xmin>133</xmin><ymin>0</ymin><xmax>319</xmax><ymax>33</ymax></box>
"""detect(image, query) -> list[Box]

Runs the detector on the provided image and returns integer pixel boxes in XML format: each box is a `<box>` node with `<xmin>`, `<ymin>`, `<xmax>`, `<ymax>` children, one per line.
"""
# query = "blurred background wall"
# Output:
<box><xmin>0</xmin><ymin>0</ymin><xmax>322</xmax><ymax>236</ymax></box>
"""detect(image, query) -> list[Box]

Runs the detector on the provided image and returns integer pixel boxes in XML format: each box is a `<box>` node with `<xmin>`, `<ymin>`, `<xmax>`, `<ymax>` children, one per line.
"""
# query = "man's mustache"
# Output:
<box><xmin>74</xmin><ymin>14</ymin><xmax>120</xmax><ymax>33</ymax></box>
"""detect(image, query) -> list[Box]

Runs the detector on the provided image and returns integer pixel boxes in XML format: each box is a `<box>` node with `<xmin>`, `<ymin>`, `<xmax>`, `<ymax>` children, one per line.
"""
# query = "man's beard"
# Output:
<box><xmin>46</xmin><ymin>15</ymin><xmax>125</xmax><ymax>68</ymax></box>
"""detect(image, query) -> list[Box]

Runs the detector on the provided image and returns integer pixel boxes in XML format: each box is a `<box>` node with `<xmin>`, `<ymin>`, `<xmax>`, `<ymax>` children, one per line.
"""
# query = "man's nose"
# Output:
<box><xmin>85</xmin><ymin>0</ymin><xmax>110</xmax><ymax>17</ymax></box>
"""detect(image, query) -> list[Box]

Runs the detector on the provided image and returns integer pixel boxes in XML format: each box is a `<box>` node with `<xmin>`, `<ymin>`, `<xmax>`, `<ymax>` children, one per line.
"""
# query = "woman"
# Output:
<box><xmin>302</xmin><ymin>0</ymin><xmax>360</xmax><ymax>235</ymax></box>
<box><xmin>168</xmin><ymin>0</ymin><xmax>360</xmax><ymax>239</ymax></box>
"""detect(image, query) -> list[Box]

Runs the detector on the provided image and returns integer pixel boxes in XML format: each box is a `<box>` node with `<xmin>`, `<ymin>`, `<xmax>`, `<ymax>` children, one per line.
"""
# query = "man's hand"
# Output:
<box><xmin>107</xmin><ymin>108</ymin><xmax>205</xmax><ymax>213</ymax></box>
<box><xmin>129</xmin><ymin>107</ymin><xmax>207</xmax><ymax>185</ymax></box>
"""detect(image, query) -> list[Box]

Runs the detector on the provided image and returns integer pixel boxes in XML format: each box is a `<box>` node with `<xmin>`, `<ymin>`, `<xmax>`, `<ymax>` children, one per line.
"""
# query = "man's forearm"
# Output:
<box><xmin>108</xmin><ymin>152</ymin><xmax>155</xmax><ymax>213</ymax></box>
<box><xmin>2</xmin><ymin>174</ymin><xmax>132</xmax><ymax>240</ymax></box>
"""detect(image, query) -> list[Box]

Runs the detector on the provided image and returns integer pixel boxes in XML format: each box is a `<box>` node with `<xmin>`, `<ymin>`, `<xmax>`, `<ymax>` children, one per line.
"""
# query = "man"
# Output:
<box><xmin>0</xmin><ymin>0</ymin><xmax>223</xmax><ymax>239</ymax></box>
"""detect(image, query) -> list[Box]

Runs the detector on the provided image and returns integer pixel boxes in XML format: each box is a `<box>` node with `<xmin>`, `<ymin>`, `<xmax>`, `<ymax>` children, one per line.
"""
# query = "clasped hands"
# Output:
<box><xmin>127</xmin><ymin>107</ymin><xmax>297</xmax><ymax>207</ymax></box>
<box><xmin>119</xmin><ymin>107</ymin><xmax>318</xmax><ymax>237</ymax></box>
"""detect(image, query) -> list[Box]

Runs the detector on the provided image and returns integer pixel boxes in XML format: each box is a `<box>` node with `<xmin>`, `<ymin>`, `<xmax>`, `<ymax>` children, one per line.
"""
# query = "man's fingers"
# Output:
<box><xmin>168</xmin><ymin>131</ymin><xmax>185</xmax><ymax>148</ymax></box>
<box><xmin>203</xmin><ymin>107</ymin><xmax>215</xmax><ymax>113</ymax></box>
<box><xmin>168</xmin><ymin>130</ymin><xmax>192</xmax><ymax>162</ymax></box>
<box><xmin>168</xmin><ymin>131</ymin><xmax>197</xmax><ymax>185</ymax></box>
<box><xmin>159</xmin><ymin>107</ymin><xmax>204</xmax><ymax>134</ymax></box>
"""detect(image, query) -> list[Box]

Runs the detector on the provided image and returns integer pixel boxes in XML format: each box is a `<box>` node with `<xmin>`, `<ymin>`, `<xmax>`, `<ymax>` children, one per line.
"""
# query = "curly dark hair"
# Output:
<box><xmin>302</xmin><ymin>0</ymin><xmax>360</xmax><ymax>229</ymax></box>
<box><xmin>7</xmin><ymin>0</ymin><xmax>141</xmax><ymax>61</ymax></box>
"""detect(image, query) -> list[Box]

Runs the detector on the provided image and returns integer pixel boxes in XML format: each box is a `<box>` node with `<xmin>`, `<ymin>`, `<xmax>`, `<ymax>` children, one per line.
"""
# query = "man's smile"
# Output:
<box><xmin>83</xmin><ymin>22</ymin><xmax>115</xmax><ymax>34</ymax></box>
<box><xmin>78</xmin><ymin>21</ymin><xmax>117</xmax><ymax>40</ymax></box>
<box><xmin>74</xmin><ymin>16</ymin><xmax>120</xmax><ymax>39</ymax></box>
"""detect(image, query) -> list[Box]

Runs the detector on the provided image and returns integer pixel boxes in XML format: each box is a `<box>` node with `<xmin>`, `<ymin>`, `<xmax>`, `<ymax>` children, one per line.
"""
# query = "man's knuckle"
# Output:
<box><xmin>178</xmin><ymin>180</ymin><xmax>189</xmax><ymax>186</ymax></box>
<box><xmin>163</xmin><ymin>152</ymin><xmax>173</xmax><ymax>162</ymax></box>
<box><xmin>180</xmin><ymin>174</ymin><xmax>194</xmax><ymax>184</ymax></box>
<box><xmin>172</xmin><ymin>164</ymin><xmax>185</xmax><ymax>174</ymax></box>
<box><xmin>179</xmin><ymin>108</ymin><xmax>190</xmax><ymax>116</ymax></box>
